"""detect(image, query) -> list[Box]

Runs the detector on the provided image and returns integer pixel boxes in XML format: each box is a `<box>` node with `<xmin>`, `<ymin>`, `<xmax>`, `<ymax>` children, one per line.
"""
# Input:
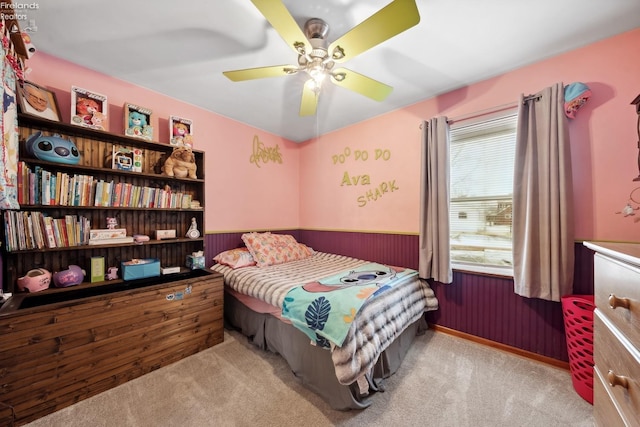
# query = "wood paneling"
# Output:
<box><xmin>206</xmin><ymin>230</ymin><xmax>595</xmax><ymax>362</ymax></box>
<box><xmin>0</xmin><ymin>272</ymin><xmax>224</xmax><ymax>426</ymax></box>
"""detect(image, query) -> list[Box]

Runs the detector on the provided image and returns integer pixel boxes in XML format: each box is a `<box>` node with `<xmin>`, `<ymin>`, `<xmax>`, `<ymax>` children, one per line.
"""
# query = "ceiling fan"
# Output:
<box><xmin>223</xmin><ymin>0</ymin><xmax>421</xmax><ymax>116</ymax></box>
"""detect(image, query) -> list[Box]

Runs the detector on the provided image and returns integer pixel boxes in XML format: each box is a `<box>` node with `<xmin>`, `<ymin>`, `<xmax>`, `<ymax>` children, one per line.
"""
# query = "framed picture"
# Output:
<box><xmin>124</xmin><ymin>102</ymin><xmax>153</xmax><ymax>140</ymax></box>
<box><xmin>17</xmin><ymin>80</ymin><xmax>62</xmax><ymax>122</ymax></box>
<box><xmin>70</xmin><ymin>86</ymin><xmax>108</xmax><ymax>131</ymax></box>
<box><xmin>169</xmin><ymin>115</ymin><xmax>193</xmax><ymax>148</ymax></box>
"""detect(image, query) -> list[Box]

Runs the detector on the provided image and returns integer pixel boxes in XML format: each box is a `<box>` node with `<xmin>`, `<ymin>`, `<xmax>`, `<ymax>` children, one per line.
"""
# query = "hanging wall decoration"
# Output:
<box><xmin>0</xmin><ymin>17</ymin><xmax>23</xmax><ymax>210</ymax></box>
<box><xmin>563</xmin><ymin>82</ymin><xmax>592</xmax><ymax>119</ymax></box>
<box><xmin>615</xmin><ymin>187</ymin><xmax>640</xmax><ymax>223</ymax></box>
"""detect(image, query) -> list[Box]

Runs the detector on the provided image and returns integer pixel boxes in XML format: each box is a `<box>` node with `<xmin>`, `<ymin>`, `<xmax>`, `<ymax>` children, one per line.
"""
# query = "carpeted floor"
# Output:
<box><xmin>24</xmin><ymin>328</ymin><xmax>594</xmax><ymax>427</ymax></box>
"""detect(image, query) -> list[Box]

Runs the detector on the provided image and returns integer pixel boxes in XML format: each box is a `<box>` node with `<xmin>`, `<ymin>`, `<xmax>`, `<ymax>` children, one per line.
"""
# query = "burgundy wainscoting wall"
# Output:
<box><xmin>206</xmin><ymin>230</ymin><xmax>595</xmax><ymax>362</ymax></box>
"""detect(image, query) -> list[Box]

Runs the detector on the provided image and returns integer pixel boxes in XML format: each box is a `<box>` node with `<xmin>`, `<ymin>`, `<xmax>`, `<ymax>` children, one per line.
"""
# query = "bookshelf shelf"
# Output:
<box><xmin>1</xmin><ymin>114</ymin><xmax>206</xmax><ymax>295</ymax></box>
<box><xmin>3</xmin><ymin>237</ymin><xmax>205</xmax><ymax>253</ymax></box>
<box><xmin>16</xmin><ymin>205</ymin><xmax>204</xmax><ymax>211</ymax></box>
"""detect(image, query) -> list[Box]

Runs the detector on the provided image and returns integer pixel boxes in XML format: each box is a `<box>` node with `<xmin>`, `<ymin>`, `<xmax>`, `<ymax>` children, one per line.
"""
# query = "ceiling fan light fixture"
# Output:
<box><xmin>304</xmin><ymin>18</ymin><xmax>329</xmax><ymax>41</ymax></box>
<box><xmin>224</xmin><ymin>0</ymin><xmax>421</xmax><ymax>116</ymax></box>
<box><xmin>307</xmin><ymin>62</ymin><xmax>327</xmax><ymax>86</ymax></box>
<box><xmin>331</xmin><ymin>46</ymin><xmax>345</xmax><ymax>61</ymax></box>
<box><xmin>293</xmin><ymin>41</ymin><xmax>307</xmax><ymax>56</ymax></box>
<box><xmin>332</xmin><ymin>71</ymin><xmax>346</xmax><ymax>82</ymax></box>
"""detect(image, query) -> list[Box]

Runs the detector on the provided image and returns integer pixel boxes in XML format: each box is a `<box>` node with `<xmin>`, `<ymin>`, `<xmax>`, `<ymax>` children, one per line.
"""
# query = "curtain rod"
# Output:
<box><xmin>420</xmin><ymin>93</ymin><xmax>541</xmax><ymax>128</ymax></box>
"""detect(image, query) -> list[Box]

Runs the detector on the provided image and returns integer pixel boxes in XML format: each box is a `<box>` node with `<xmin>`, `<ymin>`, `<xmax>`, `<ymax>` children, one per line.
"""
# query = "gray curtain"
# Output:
<box><xmin>419</xmin><ymin>117</ymin><xmax>452</xmax><ymax>284</ymax></box>
<box><xmin>513</xmin><ymin>83</ymin><xmax>575</xmax><ymax>301</ymax></box>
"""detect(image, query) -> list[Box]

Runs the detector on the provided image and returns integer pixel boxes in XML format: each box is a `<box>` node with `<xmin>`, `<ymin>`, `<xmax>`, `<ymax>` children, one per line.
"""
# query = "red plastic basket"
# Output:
<box><xmin>561</xmin><ymin>295</ymin><xmax>595</xmax><ymax>405</ymax></box>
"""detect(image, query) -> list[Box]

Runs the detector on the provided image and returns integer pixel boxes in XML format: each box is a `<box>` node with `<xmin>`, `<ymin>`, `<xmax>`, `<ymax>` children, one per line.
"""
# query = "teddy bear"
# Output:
<box><xmin>129</xmin><ymin>111</ymin><xmax>147</xmax><ymax>129</ymax></box>
<box><xmin>75</xmin><ymin>97</ymin><xmax>100</xmax><ymax>125</ymax></box>
<box><xmin>171</xmin><ymin>122</ymin><xmax>193</xmax><ymax>148</ymax></box>
<box><xmin>162</xmin><ymin>146</ymin><xmax>197</xmax><ymax>179</ymax></box>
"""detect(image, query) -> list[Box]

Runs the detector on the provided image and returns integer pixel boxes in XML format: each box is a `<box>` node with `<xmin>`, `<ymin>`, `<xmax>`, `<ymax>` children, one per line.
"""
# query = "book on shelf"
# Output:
<box><xmin>88</xmin><ymin>236</ymin><xmax>134</xmax><ymax>245</ymax></box>
<box><xmin>42</xmin><ymin>215</ymin><xmax>56</xmax><ymax>249</ymax></box>
<box><xmin>1</xmin><ymin>211</ymin><xmax>91</xmax><ymax>251</ymax></box>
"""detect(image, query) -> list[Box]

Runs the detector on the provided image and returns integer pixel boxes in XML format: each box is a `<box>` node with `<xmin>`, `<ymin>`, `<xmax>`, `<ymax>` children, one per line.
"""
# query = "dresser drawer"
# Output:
<box><xmin>594</xmin><ymin>311</ymin><xmax>640</xmax><ymax>426</ymax></box>
<box><xmin>594</xmin><ymin>253</ymin><xmax>640</xmax><ymax>346</ymax></box>
<box><xmin>594</xmin><ymin>367</ymin><xmax>628</xmax><ymax>427</ymax></box>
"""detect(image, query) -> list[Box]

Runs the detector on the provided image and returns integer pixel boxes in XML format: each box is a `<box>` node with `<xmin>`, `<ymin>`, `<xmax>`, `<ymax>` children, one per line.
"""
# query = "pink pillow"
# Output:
<box><xmin>213</xmin><ymin>248</ymin><xmax>256</xmax><ymax>269</ymax></box>
<box><xmin>241</xmin><ymin>232</ymin><xmax>312</xmax><ymax>267</ymax></box>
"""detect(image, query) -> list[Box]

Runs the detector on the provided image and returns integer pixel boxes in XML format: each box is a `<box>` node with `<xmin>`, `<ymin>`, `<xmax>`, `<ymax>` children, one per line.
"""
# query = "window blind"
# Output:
<box><xmin>449</xmin><ymin>113</ymin><xmax>517</xmax><ymax>268</ymax></box>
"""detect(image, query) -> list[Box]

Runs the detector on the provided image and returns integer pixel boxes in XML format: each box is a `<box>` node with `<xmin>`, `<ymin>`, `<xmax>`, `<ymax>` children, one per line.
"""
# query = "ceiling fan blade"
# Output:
<box><xmin>251</xmin><ymin>0</ymin><xmax>312</xmax><ymax>56</ymax></box>
<box><xmin>300</xmin><ymin>79</ymin><xmax>319</xmax><ymax>116</ymax></box>
<box><xmin>223</xmin><ymin>65</ymin><xmax>297</xmax><ymax>81</ymax></box>
<box><xmin>328</xmin><ymin>0</ymin><xmax>420</xmax><ymax>63</ymax></box>
<box><xmin>330</xmin><ymin>68</ymin><xmax>393</xmax><ymax>101</ymax></box>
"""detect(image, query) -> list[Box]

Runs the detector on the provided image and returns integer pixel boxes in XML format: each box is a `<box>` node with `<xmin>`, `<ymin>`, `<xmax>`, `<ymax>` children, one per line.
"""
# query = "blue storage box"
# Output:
<box><xmin>121</xmin><ymin>259</ymin><xmax>161</xmax><ymax>280</ymax></box>
<box><xmin>186</xmin><ymin>255</ymin><xmax>205</xmax><ymax>270</ymax></box>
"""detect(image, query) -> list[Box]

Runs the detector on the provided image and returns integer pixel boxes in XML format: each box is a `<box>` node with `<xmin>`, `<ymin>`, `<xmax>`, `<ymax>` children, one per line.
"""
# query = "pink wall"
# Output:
<box><xmin>26</xmin><ymin>29</ymin><xmax>640</xmax><ymax>243</ymax></box>
<box><xmin>300</xmin><ymin>28</ymin><xmax>640</xmax><ymax>243</ymax></box>
<box><xmin>24</xmin><ymin>54</ymin><xmax>301</xmax><ymax>233</ymax></box>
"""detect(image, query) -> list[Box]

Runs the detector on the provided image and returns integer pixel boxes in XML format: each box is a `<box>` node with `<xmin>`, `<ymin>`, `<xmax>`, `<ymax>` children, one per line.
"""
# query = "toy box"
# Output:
<box><xmin>186</xmin><ymin>255</ymin><xmax>205</xmax><ymax>270</ymax></box>
<box><xmin>121</xmin><ymin>258</ymin><xmax>160</xmax><ymax>281</ymax></box>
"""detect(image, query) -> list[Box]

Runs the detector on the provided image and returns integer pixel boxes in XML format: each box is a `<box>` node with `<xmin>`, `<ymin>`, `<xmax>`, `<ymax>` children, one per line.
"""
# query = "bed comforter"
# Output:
<box><xmin>211</xmin><ymin>252</ymin><xmax>438</xmax><ymax>385</ymax></box>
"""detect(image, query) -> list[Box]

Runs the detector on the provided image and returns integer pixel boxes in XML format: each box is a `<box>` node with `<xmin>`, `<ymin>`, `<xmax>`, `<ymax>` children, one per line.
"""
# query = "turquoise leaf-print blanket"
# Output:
<box><xmin>281</xmin><ymin>262</ymin><xmax>417</xmax><ymax>347</ymax></box>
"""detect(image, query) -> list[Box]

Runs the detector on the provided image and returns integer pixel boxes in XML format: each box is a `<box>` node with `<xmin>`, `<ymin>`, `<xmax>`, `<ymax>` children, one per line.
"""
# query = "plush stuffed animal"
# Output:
<box><xmin>129</xmin><ymin>111</ymin><xmax>147</xmax><ymax>129</ymax></box>
<box><xmin>76</xmin><ymin>97</ymin><xmax>100</xmax><ymax>125</ymax></box>
<box><xmin>162</xmin><ymin>146</ymin><xmax>197</xmax><ymax>179</ymax></box>
<box><xmin>171</xmin><ymin>122</ymin><xmax>193</xmax><ymax>148</ymax></box>
<box><xmin>91</xmin><ymin>111</ymin><xmax>106</xmax><ymax>130</ymax></box>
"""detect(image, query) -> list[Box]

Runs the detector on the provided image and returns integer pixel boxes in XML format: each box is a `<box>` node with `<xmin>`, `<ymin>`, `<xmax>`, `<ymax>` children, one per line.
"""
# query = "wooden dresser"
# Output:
<box><xmin>585</xmin><ymin>242</ymin><xmax>640</xmax><ymax>426</ymax></box>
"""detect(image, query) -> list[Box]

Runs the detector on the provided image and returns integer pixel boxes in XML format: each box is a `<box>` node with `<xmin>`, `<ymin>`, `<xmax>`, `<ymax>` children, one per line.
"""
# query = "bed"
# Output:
<box><xmin>211</xmin><ymin>233</ymin><xmax>439</xmax><ymax>409</ymax></box>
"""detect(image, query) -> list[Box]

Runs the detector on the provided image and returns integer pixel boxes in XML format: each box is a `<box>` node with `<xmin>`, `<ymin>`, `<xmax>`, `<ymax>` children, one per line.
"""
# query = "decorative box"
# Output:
<box><xmin>186</xmin><ymin>255</ymin><xmax>205</xmax><ymax>270</ymax></box>
<box><xmin>90</xmin><ymin>256</ymin><xmax>105</xmax><ymax>283</ymax></box>
<box><xmin>121</xmin><ymin>258</ymin><xmax>160</xmax><ymax>281</ymax></box>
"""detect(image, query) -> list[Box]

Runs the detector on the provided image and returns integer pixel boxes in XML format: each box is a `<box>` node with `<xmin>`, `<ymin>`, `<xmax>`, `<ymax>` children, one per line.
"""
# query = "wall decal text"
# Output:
<box><xmin>332</xmin><ymin>147</ymin><xmax>391</xmax><ymax>164</ymax></box>
<box><xmin>332</xmin><ymin>146</ymin><xmax>399</xmax><ymax>207</ymax></box>
<box><xmin>250</xmin><ymin>135</ymin><xmax>282</xmax><ymax>168</ymax></box>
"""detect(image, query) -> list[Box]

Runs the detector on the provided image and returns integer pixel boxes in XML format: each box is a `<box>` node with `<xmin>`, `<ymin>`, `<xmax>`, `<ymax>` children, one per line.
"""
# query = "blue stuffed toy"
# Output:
<box><xmin>129</xmin><ymin>111</ymin><xmax>147</xmax><ymax>129</ymax></box>
<box><xmin>126</xmin><ymin>110</ymin><xmax>153</xmax><ymax>139</ymax></box>
<box><xmin>25</xmin><ymin>131</ymin><xmax>81</xmax><ymax>165</ymax></box>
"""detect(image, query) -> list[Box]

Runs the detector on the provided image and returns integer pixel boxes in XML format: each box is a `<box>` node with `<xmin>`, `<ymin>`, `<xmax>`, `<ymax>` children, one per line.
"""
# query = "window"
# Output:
<box><xmin>449</xmin><ymin>112</ymin><xmax>517</xmax><ymax>275</ymax></box>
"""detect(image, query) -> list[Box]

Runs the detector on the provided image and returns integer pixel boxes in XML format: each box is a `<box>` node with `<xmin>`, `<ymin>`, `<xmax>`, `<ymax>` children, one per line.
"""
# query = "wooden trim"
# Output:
<box><xmin>429</xmin><ymin>324</ymin><xmax>570</xmax><ymax>371</ymax></box>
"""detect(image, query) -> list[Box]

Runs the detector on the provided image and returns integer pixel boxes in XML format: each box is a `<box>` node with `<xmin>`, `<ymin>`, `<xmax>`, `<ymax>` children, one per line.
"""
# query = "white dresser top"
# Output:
<box><xmin>584</xmin><ymin>241</ymin><xmax>640</xmax><ymax>268</ymax></box>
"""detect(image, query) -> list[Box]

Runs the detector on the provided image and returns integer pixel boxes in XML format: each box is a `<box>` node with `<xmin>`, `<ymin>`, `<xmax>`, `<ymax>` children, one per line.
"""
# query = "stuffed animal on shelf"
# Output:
<box><xmin>127</xmin><ymin>111</ymin><xmax>149</xmax><ymax>137</ymax></box>
<box><xmin>105</xmin><ymin>266</ymin><xmax>119</xmax><ymax>280</ymax></box>
<box><xmin>106</xmin><ymin>217</ymin><xmax>118</xmax><ymax>229</ymax></box>
<box><xmin>75</xmin><ymin>97</ymin><xmax>101</xmax><ymax>125</ymax></box>
<box><xmin>171</xmin><ymin>122</ymin><xmax>193</xmax><ymax>148</ymax></box>
<box><xmin>129</xmin><ymin>111</ymin><xmax>147</xmax><ymax>129</ymax></box>
<box><xmin>25</xmin><ymin>132</ymin><xmax>81</xmax><ymax>165</ymax></box>
<box><xmin>162</xmin><ymin>146</ymin><xmax>197</xmax><ymax>179</ymax></box>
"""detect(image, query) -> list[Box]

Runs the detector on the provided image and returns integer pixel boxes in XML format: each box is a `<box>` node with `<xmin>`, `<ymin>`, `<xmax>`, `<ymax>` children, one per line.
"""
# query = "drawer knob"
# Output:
<box><xmin>607</xmin><ymin>370</ymin><xmax>629</xmax><ymax>390</ymax></box>
<box><xmin>609</xmin><ymin>294</ymin><xmax>631</xmax><ymax>310</ymax></box>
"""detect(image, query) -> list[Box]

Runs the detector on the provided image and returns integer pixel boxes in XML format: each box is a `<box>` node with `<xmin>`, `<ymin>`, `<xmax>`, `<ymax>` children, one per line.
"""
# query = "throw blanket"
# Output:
<box><xmin>211</xmin><ymin>252</ymin><xmax>439</xmax><ymax>385</ymax></box>
<box><xmin>281</xmin><ymin>263</ymin><xmax>418</xmax><ymax>347</ymax></box>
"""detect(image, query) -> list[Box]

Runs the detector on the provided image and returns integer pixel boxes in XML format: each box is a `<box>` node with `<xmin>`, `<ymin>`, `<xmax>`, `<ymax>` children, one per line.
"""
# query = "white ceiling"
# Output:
<box><xmin>15</xmin><ymin>0</ymin><xmax>640</xmax><ymax>142</ymax></box>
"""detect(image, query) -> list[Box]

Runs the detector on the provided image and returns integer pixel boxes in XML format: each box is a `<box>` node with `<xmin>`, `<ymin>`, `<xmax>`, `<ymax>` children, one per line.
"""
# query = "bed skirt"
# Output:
<box><xmin>224</xmin><ymin>290</ymin><xmax>427</xmax><ymax>410</ymax></box>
